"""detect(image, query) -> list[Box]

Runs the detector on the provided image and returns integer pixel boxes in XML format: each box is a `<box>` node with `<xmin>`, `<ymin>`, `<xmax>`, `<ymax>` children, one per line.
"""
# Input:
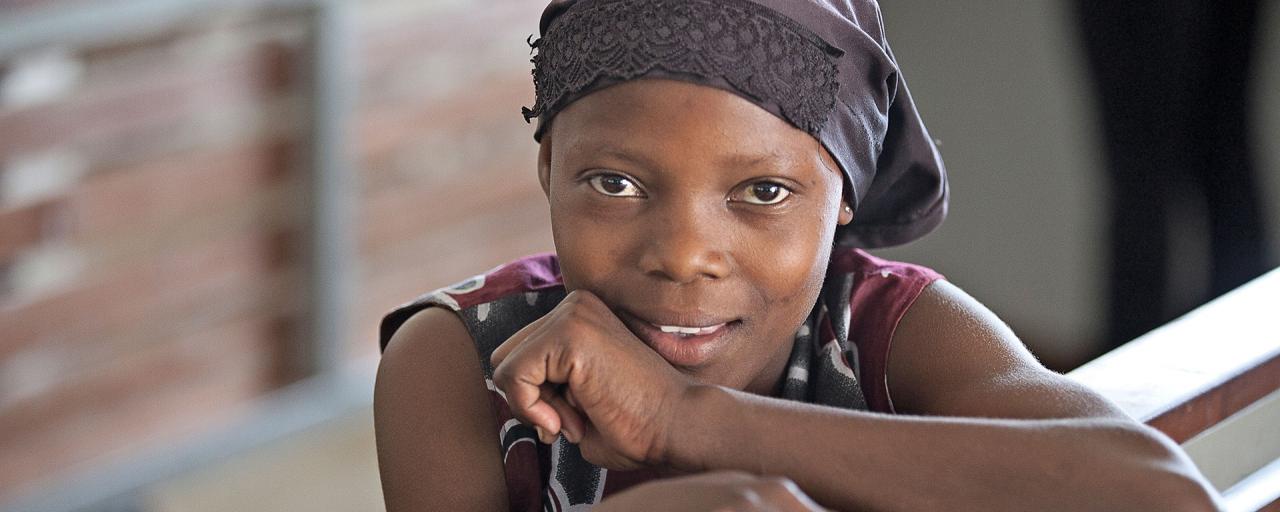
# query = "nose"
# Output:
<box><xmin>637</xmin><ymin>201</ymin><xmax>732</xmax><ymax>284</ymax></box>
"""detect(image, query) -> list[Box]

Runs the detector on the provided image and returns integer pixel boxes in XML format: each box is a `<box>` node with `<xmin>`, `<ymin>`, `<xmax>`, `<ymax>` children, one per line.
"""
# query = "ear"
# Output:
<box><xmin>838</xmin><ymin>198</ymin><xmax>854</xmax><ymax>226</ymax></box>
<box><xmin>537</xmin><ymin>134</ymin><xmax>553</xmax><ymax>198</ymax></box>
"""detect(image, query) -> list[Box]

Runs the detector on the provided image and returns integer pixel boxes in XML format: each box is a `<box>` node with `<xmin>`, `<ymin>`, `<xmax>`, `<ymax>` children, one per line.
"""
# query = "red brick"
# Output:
<box><xmin>358</xmin><ymin>1</ymin><xmax>540</xmax><ymax>98</ymax></box>
<box><xmin>0</xmin><ymin>0</ymin><xmax>587</xmax><ymax>500</ymax></box>
<box><xmin>357</xmin><ymin>75</ymin><xmax>533</xmax><ymax>167</ymax></box>
<box><xmin>0</xmin><ymin>41</ymin><xmax>298</xmax><ymax>158</ymax></box>
<box><xmin>70</xmin><ymin>139</ymin><xmax>295</xmax><ymax>244</ymax></box>
<box><xmin>358</xmin><ymin>156</ymin><xmax>541</xmax><ymax>256</ymax></box>
<box><xmin>0</xmin><ymin>227</ymin><xmax>296</xmax><ymax>363</ymax></box>
<box><xmin>0</xmin><ymin>200</ymin><xmax>60</xmax><ymax>264</ymax></box>
<box><xmin>0</xmin><ymin>313</ymin><xmax>286</xmax><ymax>501</ymax></box>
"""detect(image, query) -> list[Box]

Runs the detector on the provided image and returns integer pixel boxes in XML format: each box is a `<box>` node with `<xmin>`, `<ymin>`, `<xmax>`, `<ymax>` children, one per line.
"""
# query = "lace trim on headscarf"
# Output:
<box><xmin>522</xmin><ymin>0</ymin><xmax>845</xmax><ymax>137</ymax></box>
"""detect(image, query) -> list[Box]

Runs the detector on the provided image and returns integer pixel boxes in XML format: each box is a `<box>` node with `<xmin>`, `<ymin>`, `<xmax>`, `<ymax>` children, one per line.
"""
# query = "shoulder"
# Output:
<box><xmin>829</xmin><ymin>249</ymin><xmax>943</xmax><ymax>413</ymax></box>
<box><xmin>888</xmin><ymin>279</ymin><xmax>1128</xmax><ymax>420</ymax></box>
<box><xmin>379</xmin><ymin>253</ymin><xmax>564</xmax><ymax>352</ymax></box>
<box><xmin>836</xmin><ymin>249</ymin><xmax>944</xmax><ymax>336</ymax></box>
<box><xmin>836</xmin><ymin>248</ymin><xmax>945</xmax><ymax>334</ymax></box>
<box><xmin>375</xmin><ymin>304</ymin><xmax>511</xmax><ymax>510</ymax></box>
<box><xmin>375</xmin><ymin>254</ymin><xmax>565</xmax><ymax>510</ymax></box>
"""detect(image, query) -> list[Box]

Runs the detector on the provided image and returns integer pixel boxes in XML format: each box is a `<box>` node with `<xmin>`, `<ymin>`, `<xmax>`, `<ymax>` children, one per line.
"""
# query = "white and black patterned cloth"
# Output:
<box><xmin>379</xmin><ymin>250</ymin><xmax>942</xmax><ymax>511</ymax></box>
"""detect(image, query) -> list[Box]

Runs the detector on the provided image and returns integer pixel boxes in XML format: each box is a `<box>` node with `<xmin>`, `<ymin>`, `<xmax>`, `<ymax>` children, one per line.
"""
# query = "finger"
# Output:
<box><xmin>494</xmin><ymin>353</ymin><xmax>561</xmax><ymax>436</ymax></box>
<box><xmin>544</xmin><ymin>388</ymin><xmax>586</xmax><ymax>444</ymax></box>
<box><xmin>491</xmin><ymin>311</ymin><xmax>552</xmax><ymax>366</ymax></box>
<box><xmin>519</xmin><ymin>387</ymin><xmax>562</xmax><ymax>441</ymax></box>
<box><xmin>493</xmin><ymin>289</ymin><xmax>597</xmax><ymax>367</ymax></box>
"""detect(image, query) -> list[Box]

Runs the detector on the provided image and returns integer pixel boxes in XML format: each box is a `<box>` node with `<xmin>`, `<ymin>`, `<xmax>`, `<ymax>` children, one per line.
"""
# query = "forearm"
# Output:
<box><xmin>667</xmin><ymin>385</ymin><xmax>1221</xmax><ymax>512</ymax></box>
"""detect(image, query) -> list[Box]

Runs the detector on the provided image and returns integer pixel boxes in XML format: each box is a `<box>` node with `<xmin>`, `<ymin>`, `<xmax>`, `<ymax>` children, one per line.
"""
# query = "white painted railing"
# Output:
<box><xmin>1070</xmin><ymin>267</ymin><xmax>1280</xmax><ymax>511</ymax></box>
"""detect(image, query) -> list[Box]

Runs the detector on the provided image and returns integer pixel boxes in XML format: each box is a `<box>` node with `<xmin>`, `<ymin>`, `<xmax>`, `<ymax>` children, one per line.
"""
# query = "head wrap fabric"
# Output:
<box><xmin>523</xmin><ymin>0</ymin><xmax>845</xmax><ymax>139</ymax></box>
<box><xmin>525</xmin><ymin>0</ymin><xmax>948</xmax><ymax>248</ymax></box>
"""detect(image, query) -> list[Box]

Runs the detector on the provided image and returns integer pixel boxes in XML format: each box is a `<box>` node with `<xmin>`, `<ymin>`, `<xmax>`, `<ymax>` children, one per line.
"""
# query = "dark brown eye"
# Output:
<box><xmin>740</xmin><ymin>181</ymin><xmax>791</xmax><ymax>205</ymax></box>
<box><xmin>588</xmin><ymin>174</ymin><xmax>642</xmax><ymax>197</ymax></box>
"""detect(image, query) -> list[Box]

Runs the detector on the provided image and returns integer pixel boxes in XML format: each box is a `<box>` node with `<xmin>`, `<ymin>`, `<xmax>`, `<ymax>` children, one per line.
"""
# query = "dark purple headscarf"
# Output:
<box><xmin>523</xmin><ymin>0</ymin><xmax>948</xmax><ymax>248</ymax></box>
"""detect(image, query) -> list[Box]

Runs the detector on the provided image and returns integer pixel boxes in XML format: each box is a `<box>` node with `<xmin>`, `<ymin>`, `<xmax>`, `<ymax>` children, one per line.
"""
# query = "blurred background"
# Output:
<box><xmin>0</xmin><ymin>1</ymin><xmax>1275</xmax><ymax>511</ymax></box>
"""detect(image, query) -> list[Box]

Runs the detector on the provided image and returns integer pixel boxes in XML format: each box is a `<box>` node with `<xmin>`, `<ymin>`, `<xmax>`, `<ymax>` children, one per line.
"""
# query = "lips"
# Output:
<box><xmin>655</xmin><ymin>323</ymin><xmax>726</xmax><ymax>335</ymax></box>
<box><xmin>616</xmin><ymin>309</ymin><xmax>739</xmax><ymax>368</ymax></box>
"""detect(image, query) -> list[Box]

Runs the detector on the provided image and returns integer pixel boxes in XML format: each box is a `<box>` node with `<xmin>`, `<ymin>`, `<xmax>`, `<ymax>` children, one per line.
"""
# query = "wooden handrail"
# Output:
<box><xmin>1068</xmin><ymin>267</ymin><xmax>1280</xmax><ymax>510</ymax></box>
<box><xmin>1068</xmin><ymin>267</ymin><xmax>1280</xmax><ymax>442</ymax></box>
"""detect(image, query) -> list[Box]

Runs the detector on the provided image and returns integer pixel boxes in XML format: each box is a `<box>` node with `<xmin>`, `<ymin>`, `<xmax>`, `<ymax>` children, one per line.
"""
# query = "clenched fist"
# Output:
<box><xmin>490</xmin><ymin>289</ymin><xmax>697</xmax><ymax>470</ymax></box>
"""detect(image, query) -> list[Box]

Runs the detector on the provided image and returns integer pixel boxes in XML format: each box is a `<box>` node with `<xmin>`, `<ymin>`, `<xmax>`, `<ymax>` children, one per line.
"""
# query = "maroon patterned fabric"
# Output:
<box><xmin>379</xmin><ymin>249</ymin><xmax>941</xmax><ymax>510</ymax></box>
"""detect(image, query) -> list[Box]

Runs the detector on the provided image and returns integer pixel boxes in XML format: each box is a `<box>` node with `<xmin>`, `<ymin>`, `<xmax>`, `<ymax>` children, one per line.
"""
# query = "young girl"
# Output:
<box><xmin>375</xmin><ymin>0</ymin><xmax>1221</xmax><ymax>510</ymax></box>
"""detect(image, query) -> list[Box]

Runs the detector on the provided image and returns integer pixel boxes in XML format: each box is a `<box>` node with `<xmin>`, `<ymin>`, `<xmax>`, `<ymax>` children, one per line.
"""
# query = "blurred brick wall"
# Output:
<box><xmin>0</xmin><ymin>0</ymin><xmax>552</xmax><ymax>501</ymax></box>
<box><xmin>354</xmin><ymin>0</ymin><xmax>552</xmax><ymax>356</ymax></box>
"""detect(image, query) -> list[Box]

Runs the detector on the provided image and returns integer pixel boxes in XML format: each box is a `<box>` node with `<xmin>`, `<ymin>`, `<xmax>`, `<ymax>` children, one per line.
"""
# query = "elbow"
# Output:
<box><xmin>1145</xmin><ymin>472</ymin><xmax>1222</xmax><ymax>512</ymax></box>
<box><xmin>1145</xmin><ymin>469</ymin><xmax>1223</xmax><ymax>512</ymax></box>
<box><xmin>1098</xmin><ymin>422</ymin><xmax>1224</xmax><ymax>512</ymax></box>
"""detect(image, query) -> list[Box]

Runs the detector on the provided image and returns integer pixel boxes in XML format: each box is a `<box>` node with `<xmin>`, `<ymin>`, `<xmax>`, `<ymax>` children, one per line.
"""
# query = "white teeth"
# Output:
<box><xmin>657</xmin><ymin>324</ymin><xmax>722</xmax><ymax>335</ymax></box>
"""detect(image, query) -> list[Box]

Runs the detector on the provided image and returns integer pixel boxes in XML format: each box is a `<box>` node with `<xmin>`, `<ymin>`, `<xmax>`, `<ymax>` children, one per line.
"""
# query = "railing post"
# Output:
<box><xmin>297</xmin><ymin>0</ymin><xmax>357</xmax><ymax>377</ymax></box>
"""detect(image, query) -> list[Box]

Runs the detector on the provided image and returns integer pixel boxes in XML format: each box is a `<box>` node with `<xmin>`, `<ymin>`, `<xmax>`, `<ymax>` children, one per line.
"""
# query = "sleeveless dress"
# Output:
<box><xmin>379</xmin><ymin>248</ymin><xmax>943</xmax><ymax>511</ymax></box>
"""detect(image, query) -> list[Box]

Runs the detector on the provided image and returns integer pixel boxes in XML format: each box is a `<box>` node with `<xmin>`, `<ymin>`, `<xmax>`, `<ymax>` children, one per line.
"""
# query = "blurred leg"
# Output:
<box><xmin>1075</xmin><ymin>1</ymin><xmax>1193</xmax><ymax>348</ymax></box>
<box><xmin>1187</xmin><ymin>0</ymin><xmax>1270</xmax><ymax>298</ymax></box>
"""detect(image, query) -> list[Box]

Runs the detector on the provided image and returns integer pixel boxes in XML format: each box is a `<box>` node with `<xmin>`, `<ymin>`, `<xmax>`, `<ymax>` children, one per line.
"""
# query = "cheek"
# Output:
<box><xmin>547</xmin><ymin>193</ymin><xmax>634</xmax><ymax>291</ymax></box>
<box><xmin>754</xmin><ymin>209</ymin><xmax>838</xmax><ymax>292</ymax></box>
<box><xmin>730</xmin><ymin>223</ymin><xmax>835</xmax><ymax>369</ymax></box>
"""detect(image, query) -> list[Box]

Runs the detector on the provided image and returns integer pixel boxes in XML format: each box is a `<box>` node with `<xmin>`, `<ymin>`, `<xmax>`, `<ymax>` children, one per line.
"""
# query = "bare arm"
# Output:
<box><xmin>374</xmin><ymin>307</ymin><xmax>509</xmax><ymax>511</ymax></box>
<box><xmin>663</xmin><ymin>280</ymin><xmax>1221</xmax><ymax>511</ymax></box>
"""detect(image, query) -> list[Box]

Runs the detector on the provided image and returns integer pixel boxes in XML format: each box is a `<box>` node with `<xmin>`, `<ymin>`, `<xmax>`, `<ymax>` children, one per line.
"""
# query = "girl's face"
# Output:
<box><xmin>539</xmin><ymin>79</ymin><xmax>853</xmax><ymax>395</ymax></box>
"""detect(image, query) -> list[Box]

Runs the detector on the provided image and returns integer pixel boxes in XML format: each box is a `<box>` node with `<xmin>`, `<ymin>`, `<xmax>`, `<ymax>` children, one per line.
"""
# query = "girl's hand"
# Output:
<box><xmin>594</xmin><ymin>471</ymin><xmax>827</xmax><ymax>512</ymax></box>
<box><xmin>490</xmin><ymin>289</ymin><xmax>695</xmax><ymax>470</ymax></box>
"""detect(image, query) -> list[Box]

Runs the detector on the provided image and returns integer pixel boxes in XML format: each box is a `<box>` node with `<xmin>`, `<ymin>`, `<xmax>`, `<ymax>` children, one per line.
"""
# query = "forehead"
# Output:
<box><xmin>550</xmin><ymin>79</ymin><xmax>828</xmax><ymax>172</ymax></box>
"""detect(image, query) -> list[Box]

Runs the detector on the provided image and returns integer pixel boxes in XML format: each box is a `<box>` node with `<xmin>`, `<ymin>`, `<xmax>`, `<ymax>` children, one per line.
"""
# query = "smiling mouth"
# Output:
<box><xmin>653</xmin><ymin>323</ymin><xmax>727</xmax><ymax>336</ymax></box>
<box><xmin>614</xmin><ymin>308</ymin><xmax>741</xmax><ymax>367</ymax></box>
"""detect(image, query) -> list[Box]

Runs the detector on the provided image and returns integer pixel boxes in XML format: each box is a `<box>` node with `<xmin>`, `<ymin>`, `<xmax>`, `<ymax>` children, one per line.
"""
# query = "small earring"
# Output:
<box><xmin>843</xmin><ymin>205</ymin><xmax>852</xmax><ymax>213</ymax></box>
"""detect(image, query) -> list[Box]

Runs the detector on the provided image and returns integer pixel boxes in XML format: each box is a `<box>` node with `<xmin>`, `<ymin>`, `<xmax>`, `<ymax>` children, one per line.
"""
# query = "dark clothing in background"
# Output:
<box><xmin>1075</xmin><ymin>0</ymin><xmax>1272</xmax><ymax>350</ymax></box>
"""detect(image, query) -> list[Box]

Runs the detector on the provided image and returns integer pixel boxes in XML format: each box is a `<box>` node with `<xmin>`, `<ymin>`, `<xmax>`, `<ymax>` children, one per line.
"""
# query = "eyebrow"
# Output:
<box><xmin>582</xmin><ymin>141</ymin><xmax>792</xmax><ymax>174</ymax></box>
<box><xmin>714</xmin><ymin>151</ymin><xmax>791</xmax><ymax>172</ymax></box>
<box><xmin>592</xmin><ymin>144</ymin><xmax>663</xmax><ymax>171</ymax></box>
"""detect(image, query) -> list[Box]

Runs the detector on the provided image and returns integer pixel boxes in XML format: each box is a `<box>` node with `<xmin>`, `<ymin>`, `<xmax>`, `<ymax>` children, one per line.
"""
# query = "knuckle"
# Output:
<box><xmin>491</xmin><ymin>365</ymin><xmax>519</xmax><ymax>393</ymax></box>
<box><xmin>566</xmin><ymin>289</ymin><xmax>606</xmax><ymax>314</ymax></box>
<box><xmin>564</xmin><ymin>289</ymin><xmax>587</xmax><ymax>306</ymax></box>
<box><xmin>564</xmin><ymin>303</ymin><xmax>592</xmax><ymax>325</ymax></box>
<box><xmin>491</xmin><ymin>364</ymin><xmax>510</xmax><ymax>385</ymax></box>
